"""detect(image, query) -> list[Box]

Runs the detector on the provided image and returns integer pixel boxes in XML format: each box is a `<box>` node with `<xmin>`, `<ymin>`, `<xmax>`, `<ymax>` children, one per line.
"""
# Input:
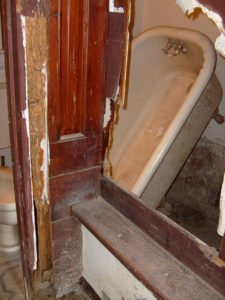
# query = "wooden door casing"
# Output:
<box><xmin>48</xmin><ymin>0</ymin><xmax>108</xmax><ymax>296</ymax></box>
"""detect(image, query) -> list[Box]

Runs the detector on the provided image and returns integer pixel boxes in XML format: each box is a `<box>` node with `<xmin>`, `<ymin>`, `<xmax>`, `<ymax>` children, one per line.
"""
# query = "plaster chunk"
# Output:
<box><xmin>109</xmin><ymin>0</ymin><xmax>125</xmax><ymax>13</ymax></box>
<box><xmin>176</xmin><ymin>0</ymin><xmax>225</xmax><ymax>56</ymax></box>
<box><xmin>218</xmin><ymin>172</ymin><xmax>225</xmax><ymax>237</ymax></box>
<box><xmin>104</xmin><ymin>98</ymin><xmax>112</xmax><ymax>128</ymax></box>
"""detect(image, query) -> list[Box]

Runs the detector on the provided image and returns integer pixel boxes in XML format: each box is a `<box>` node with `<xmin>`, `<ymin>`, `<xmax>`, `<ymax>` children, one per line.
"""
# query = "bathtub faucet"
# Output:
<box><xmin>162</xmin><ymin>38</ymin><xmax>187</xmax><ymax>58</ymax></box>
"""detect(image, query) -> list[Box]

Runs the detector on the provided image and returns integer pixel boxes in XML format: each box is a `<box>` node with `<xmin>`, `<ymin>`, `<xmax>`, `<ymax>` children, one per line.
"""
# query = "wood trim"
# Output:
<box><xmin>49</xmin><ymin>136</ymin><xmax>101</xmax><ymax>177</ymax></box>
<box><xmin>48</xmin><ymin>0</ymin><xmax>108</xmax><ymax>296</ymax></box>
<box><xmin>101</xmin><ymin>175</ymin><xmax>225</xmax><ymax>296</ymax></box>
<box><xmin>51</xmin><ymin>216</ymin><xmax>82</xmax><ymax>298</ymax></box>
<box><xmin>73</xmin><ymin>198</ymin><xmax>225</xmax><ymax>300</ymax></box>
<box><xmin>50</xmin><ymin>167</ymin><xmax>100</xmax><ymax>221</ymax></box>
<box><xmin>1</xmin><ymin>0</ymin><xmax>36</xmax><ymax>287</ymax></box>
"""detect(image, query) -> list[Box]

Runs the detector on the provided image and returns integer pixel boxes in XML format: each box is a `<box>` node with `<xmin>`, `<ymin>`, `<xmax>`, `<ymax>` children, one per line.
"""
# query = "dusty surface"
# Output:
<box><xmin>160</xmin><ymin>137</ymin><xmax>225</xmax><ymax>250</ymax></box>
<box><xmin>167</xmin><ymin>137</ymin><xmax>225</xmax><ymax>222</ymax></box>
<box><xmin>24</xmin><ymin>14</ymin><xmax>50</xmax><ymax>274</ymax></box>
<box><xmin>0</xmin><ymin>251</ymin><xmax>99</xmax><ymax>300</ymax></box>
<box><xmin>113</xmin><ymin>71</ymin><xmax>196</xmax><ymax>190</ymax></box>
<box><xmin>158</xmin><ymin>202</ymin><xmax>222</xmax><ymax>250</ymax></box>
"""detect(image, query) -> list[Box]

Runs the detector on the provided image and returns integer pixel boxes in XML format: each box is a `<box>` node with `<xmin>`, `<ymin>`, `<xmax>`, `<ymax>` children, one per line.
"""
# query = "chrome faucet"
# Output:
<box><xmin>162</xmin><ymin>38</ymin><xmax>187</xmax><ymax>58</ymax></box>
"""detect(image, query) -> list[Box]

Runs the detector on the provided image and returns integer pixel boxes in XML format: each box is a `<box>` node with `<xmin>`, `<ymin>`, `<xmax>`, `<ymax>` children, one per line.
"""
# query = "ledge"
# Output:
<box><xmin>73</xmin><ymin>176</ymin><xmax>225</xmax><ymax>299</ymax></box>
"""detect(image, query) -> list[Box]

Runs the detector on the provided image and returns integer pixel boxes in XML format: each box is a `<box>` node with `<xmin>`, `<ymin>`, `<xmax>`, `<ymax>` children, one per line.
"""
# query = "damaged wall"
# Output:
<box><xmin>17</xmin><ymin>0</ymin><xmax>50</xmax><ymax>277</ymax></box>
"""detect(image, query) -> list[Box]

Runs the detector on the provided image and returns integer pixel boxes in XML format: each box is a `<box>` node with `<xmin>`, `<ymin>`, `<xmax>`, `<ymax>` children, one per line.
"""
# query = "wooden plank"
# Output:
<box><xmin>50</xmin><ymin>167</ymin><xmax>100</xmax><ymax>221</ymax></box>
<box><xmin>101</xmin><ymin>175</ymin><xmax>225</xmax><ymax>296</ymax></box>
<box><xmin>48</xmin><ymin>0</ymin><xmax>107</xmax><ymax>142</ymax></box>
<box><xmin>73</xmin><ymin>198</ymin><xmax>224</xmax><ymax>300</ymax></box>
<box><xmin>48</xmin><ymin>0</ymin><xmax>108</xmax><ymax>295</ymax></box>
<box><xmin>49</xmin><ymin>136</ymin><xmax>101</xmax><ymax>177</ymax></box>
<box><xmin>51</xmin><ymin>216</ymin><xmax>82</xmax><ymax>298</ymax></box>
<box><xmin>1</xmin><ymin>0</ymin><xmax>36</xmax><ymax>287</ymax></box>
<box><xmin>105</xmin><ymin>13</ymin><xmax>126</xmax><ymax>99</ymax></box>
<box><xmin>85</xmin><ymin>0</ymin><xmax>108</xmax><ymax>138</ymax></box>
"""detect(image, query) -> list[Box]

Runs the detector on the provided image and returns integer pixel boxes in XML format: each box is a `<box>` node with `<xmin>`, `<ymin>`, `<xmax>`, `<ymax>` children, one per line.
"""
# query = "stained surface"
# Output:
<box><xmin>74</xmin><ymin>197</ymin><xmax>225</xmax><ymax>300</ymax></box>
<box><xmin>101</xmin><ymin>175</ymin><xmax>225</xmax><ymax>296</ymax></box>
<box><xmin>113</xmin><ymin>72</ymin><xmax>196</xmax><ymax>190</ymax></box>
<box><xmin>161</xmin><ymin>137</ymin><xmax>225</xmax><ymax>250</ymax></box>
<box><xmin>0</xmin><ymin>251</ymin><xmax>99</xmax><ymax>300</ymax></box>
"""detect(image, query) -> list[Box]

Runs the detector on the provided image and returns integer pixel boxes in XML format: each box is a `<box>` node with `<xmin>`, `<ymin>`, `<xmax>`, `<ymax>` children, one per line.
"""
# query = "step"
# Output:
<box><xmin>73</xmin><ymin>197</ymin><xmax>224</xmax><ymax>300</ymax></box>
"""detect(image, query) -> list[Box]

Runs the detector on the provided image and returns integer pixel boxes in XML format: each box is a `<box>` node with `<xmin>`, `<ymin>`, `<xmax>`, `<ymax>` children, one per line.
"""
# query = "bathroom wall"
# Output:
<box><xmin>0</xmin><ymin>13</ymin><xmax>11</xmax><ymax>167</ymax></box>
<box><xmin>133</xmin><ymin>0</ymin><xmax>225</xmax><ymax>147</ymax></box>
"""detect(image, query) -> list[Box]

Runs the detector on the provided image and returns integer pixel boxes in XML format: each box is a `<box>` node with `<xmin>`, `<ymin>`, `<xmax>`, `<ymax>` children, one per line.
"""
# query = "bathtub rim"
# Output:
<box><xmin>128</xmin><ymin>26</ymin><xmax>217</xmax><ymax>196</ymax></box>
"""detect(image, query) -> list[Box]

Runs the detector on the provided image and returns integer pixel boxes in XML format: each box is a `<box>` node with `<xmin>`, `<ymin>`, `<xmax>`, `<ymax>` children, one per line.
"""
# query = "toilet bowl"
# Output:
<box><xmin>0</xmin><ymin>167</ymin><xmax>20</xmax><ymax>253</ymax></box>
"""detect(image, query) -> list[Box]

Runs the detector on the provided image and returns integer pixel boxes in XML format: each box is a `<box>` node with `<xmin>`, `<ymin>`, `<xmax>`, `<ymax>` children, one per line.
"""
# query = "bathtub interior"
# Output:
<box><xmin>109</xmin><ymin>29</ymin><xmax>214</xmax><ymax>195</ymax></box>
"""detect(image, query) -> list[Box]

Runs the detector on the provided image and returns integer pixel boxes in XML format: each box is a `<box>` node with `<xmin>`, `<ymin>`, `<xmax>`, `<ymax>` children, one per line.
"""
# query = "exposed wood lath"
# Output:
<box><xmin>24</xmin><ymin>14</ymin><xmax>51</xmax><ymax>276</ymax></box>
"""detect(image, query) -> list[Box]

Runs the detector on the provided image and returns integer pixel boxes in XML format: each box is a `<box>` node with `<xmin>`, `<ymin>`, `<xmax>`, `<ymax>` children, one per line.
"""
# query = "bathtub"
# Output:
<box><xmin>109</xmin><ymin>26</ymin><xmax>222</xmax><ymax>209</ymax></box>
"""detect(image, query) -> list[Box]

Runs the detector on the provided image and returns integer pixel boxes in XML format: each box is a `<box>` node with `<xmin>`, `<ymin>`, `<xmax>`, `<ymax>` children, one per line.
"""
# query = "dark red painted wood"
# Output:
<box><xmin>101</xmin><ymin>175</ymin><xmax>225</xmax><ymax>296</ymax></box>
<box><xmin>60</xmin><ymin>0</ymin><xmax>84</xmax><ymax>136</ymax></box>
<box><xmin>1</xmin><ymin>0</ymin><xmax>37</xmax><ymax>285</ymax></box>
<box><xmin>49</xmin><ymin>136</ymin><xmax>101</xmax><ymax>177</ymax></box>
<box><xmin>105</xmin><ymin>13</ymin><xmax>126</xmax><ymax>99</ymax></box>
<box><xmin>50</xmin><ymin>167</ymin><xmax>100</xmax><ymax>221</ymax></box>
<box><xmin>17</xmin><ymin>0</ymin><xmax>50</xmax><ymax>17</ymax></box>
<box><xmin>48</xmin><ymin>0</ymin><xmax>108</xmax><ymax>295</ymax></box>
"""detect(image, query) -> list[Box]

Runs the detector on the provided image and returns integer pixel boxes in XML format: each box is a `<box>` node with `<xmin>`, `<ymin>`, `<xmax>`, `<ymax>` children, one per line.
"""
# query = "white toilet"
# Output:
<box><xmin>0</xmin><ymin>167</ymin><xmax>20</xmax><ymax>253</ymax></box>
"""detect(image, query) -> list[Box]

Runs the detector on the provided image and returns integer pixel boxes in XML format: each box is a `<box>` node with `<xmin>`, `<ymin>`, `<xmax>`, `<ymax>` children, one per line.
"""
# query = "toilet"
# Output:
<box><xmin>0</xmin><ymin>167</ymin><xmax>20</xmax><ymax>253</ymax></box>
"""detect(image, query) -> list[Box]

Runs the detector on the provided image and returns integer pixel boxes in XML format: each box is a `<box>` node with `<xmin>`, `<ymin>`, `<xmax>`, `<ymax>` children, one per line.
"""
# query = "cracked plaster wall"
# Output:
<box><xmin>133</xmin><ymin>0</ymin><xmax>225</xmax><ymax>147</ymax></box>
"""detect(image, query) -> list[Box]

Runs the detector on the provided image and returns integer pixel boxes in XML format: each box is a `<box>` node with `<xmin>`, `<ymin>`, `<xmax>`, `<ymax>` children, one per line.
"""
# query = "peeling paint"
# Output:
<box><xmin>40</xmin><ymin>135</ymin><xmax>48</xmax><ymax>204</ymax></box>
<box><xmin>176</xmin><ymin>0</ymin><xmax>225</xmax><ymax>56</ymax></box>
<box><xmin>40</xmin><ymin>59</ymin><xmax>49</xmax><ymax>204</ymax></box>
<box><xmin>21</xmin><ymin>15</ymin><xmax>38</xmax><ymax>271</ymax></box>
<box><xmin>23</xmin><ymin>13</ymin><xmax>51</xmax><ymax>274</ymax></box>
<box><xmin>24</xmin><ymin>278</ymin><xmax>29</xmax><ymax>299</ymax></box>
<box><xmin>218</xmin><ymin>172</ymin><xmax>225</xmax><ymax>236</ymax></box>
<box><xmin>109</xmin><ymin>0</ymin><xmax>124</xmax><ymax>13</ymax></box>
<box><xmin>104</xmin><ymin>98</ymin><xmax>112</xmax><ymax>128</ymax></box>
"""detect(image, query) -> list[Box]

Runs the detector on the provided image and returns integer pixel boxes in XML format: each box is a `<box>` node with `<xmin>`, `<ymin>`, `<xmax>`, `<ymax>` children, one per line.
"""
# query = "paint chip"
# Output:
<box><xmin>176</xmin><ymin>0</ymin><xmax>225</xmax><ymax>56</ymax></box>
<box><xmin>217</xmin><ymin>172</ymin><xmax>225</xmax><ymax>236</ymax></box>
<box><xmin>109</xmin><ymin>0</ymin><xmax>124</xmax><ymax>13</ymax></box>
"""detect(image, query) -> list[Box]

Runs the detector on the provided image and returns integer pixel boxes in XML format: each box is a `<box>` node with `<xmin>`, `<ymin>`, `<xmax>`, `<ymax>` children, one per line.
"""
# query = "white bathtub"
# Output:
<box><xmin>109</xmin><ymin>26</ymin><xmax>222</xmax><ymax>208</ymax></box>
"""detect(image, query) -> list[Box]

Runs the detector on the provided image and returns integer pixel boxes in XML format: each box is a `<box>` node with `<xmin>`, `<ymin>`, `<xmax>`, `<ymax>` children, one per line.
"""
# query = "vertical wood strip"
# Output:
<box><xmin>48</xmin><ymin>0</ymin><xmax>108</xmax><ymax>296</ymax></box>
<box><xmin>1</xmin><ymin>0</ymin><xmax>37</xmax><ymax>294</ymax></box>
<box><xmin>24</xmin><ymin>14</ymin><xmax>51</xmax><ymax>275</ymax></box>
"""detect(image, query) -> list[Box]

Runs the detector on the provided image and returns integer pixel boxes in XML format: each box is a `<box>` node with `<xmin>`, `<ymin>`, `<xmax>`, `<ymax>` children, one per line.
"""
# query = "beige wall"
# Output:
<box><xmin>0</xmin><ymin>11</ymin><xmax>10</xmax><ymax>151</ymax></box>
<box><xmin>133</xmin><ymin>0</ymin><xmax>225</xmax><ymax>147</ymax></box>
<box><xmin>0</xmin><ymin>50</ymin><xmax>10</xmax><ymax>150</ymax></box>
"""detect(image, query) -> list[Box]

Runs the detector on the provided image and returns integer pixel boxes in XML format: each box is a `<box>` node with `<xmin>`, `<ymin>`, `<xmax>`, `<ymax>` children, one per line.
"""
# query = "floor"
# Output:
<box><xmin>158</xmin><ymin>200</ymin><xmax>222</xmax><ymax>250</ymax></box>
<box><xmin>0</xmin><ymin>250</ymin><xmax>24</xmax><ymax>300</ymax></box>
<box><xmin>159</xmin><ymin>137</ymin><xmax>224</xmax><ymax>251</ymax></box>
<box><xmin>0</xmin><ymin>250</ymin><xmax>100</xmax><ymax>300</ymax></box>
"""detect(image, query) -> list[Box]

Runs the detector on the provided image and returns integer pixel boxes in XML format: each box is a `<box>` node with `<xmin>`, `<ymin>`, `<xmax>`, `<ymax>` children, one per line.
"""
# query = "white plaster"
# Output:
<box><xmin>40</xmin><ymin>136</ymin><xmax>48</xmax><ymax>204</ymax></box>
<box><xmin>217</xmin><ymin>172</ymin><xmax>225</xmax><ymax>236</ymax></box>
<box><xmin>215</xmin><ymin>33</ymin><xmax>225</xmax><ymax>57</ymax></box>
<box><xmin>176</xmin><ymin>0</ymin><xmax>225</xmax><ymax>56</ymax></box>
<box><xmin>21</xmin><ymin>15</ymin><xmax>37</xmax><ymax>271</ymax></box>
<box><xmin>109</xmin><ymin>0</ymin><xmax>124</xmax><ymax>13</ymax></box>
<box><xmin>82</xmin><ymin>226</ymin><xmax>157</xmax><ymax>300</ymax></box>
<box><xmin>24</xmin><ymin>278</ymin><xmax>29</xmax><ymax>300</ymax></box>
<box><xmin>40</xmin><ymin>59</ymin><xmax>49</xmax><ymax>204</ymax></box>
<box><xmin>103</xmin><ymin>98</ymin><xmax>112</xmax><ymax>128</ymax></box>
